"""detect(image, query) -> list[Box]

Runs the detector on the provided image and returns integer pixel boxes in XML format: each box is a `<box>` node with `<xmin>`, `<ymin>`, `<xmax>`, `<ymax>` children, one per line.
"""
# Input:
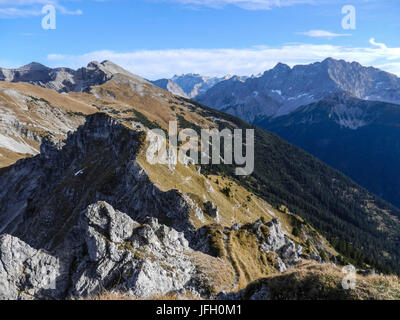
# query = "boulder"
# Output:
<box><xmin>0</xmin><ymin>201</ymin><xmax>201</xmax><ymax>300</ymax></box>
<box><xmin>204</xmin><ymin>201</ymin><xmax>220</xmax><ymax>223</ymax></box>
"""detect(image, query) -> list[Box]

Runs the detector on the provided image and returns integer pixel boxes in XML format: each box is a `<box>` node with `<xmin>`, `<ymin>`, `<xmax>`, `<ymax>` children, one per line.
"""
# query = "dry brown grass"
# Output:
<box><xmin>0</xmin><ymin>147</ymin><xmax>32</xmax><ymax>167</ymax></box>
<box><xmin>0</xmin><ymin>82</ymin><xmax>97</xmax><ymax>114</ymax></box>
<box><xmin>227</xmin><ymin>228</ymin><xmax>279</xmax><ymax>290</ymax></box>
<box><xmin>188</xmin><ymin>250</ymin><xmax>236</xmax><ymax>294</ymax></box>
<box><xmin>137</xmin><ymin>150</ymin><xmax>280</xmax><ymax>230</ymax></box>
<box><xmin>242</xmin><ymin>260</ymin><xmax>400</xmax><ymax>300</ymax></box>
<box><xmin>78</xmin><ymin>261</ymin><xmax>400</xmax><ymax>300</ymax></box>
<box><xmin>69</xmin><ymin>77</ymin><xmax>215</xmax><ymax>131</ymax></box>
<box><xmin>81</xmin><ymin>291</ymin><xmax>203</xmax><ymax>301</ymax></box>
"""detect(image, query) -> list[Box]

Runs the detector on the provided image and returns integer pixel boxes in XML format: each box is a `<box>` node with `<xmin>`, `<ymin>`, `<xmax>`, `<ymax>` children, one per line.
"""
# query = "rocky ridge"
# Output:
<box><xmin>196</xmin><ymin>58</ymin><xmax>400</xmax><ymax>121</ymax></box>
<box><xmin>0</xmin><ymin>113</ymin><xmax>326</xmax><ymax>300</ymax></box>
<box><xmin>0</xmin><ymin>60</ymin><xmax>142</xmax><ymax>93</ymax></box>
<box><xmin>1</xmin><ymin>61</ymin><xmax>400</xmax><ymax>297</ymax></box>
<box><xmin>0</xmin><ymin>200</ymin><xmax>310</xmax><ymax>300</ymax></box>
<box><xmin>151</xmin><ymin>74</ymin><xmax>237</xmax><ymax>99</ymax></box>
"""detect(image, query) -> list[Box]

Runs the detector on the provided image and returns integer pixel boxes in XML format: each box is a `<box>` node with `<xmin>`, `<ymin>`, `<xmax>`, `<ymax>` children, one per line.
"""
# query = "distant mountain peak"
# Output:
<box><xmin>100</xmin><ymin>59</ymin><xmax>113</xmax><ymax>65</ymax></box>
<box><xmin>152</xmin><ymin>73</ymin><xmax>233</xmax><ymax>98</ymax></box>
<box><xmin>321</xmin><ymin>57</ymin><xmax>338</xmax><ymax>64</ymax></box>
<box><xmin>273</xmin><ymin>62</ymin><xmax>291</xmax><ymax>71</ymax></box>
<box><xmin>0</xmin><ymin>60</ymin><xmax>144</xmax><ymax>93</ymax></box>
<box><xmin>22</xmin><ymin>62</ymin><xmax>49</xmax><ymax>70</ymax></box>
<box><xmin>197</xmin><ymin>58</ymin><xmax>400</xmax><ymax>120</ymax></box>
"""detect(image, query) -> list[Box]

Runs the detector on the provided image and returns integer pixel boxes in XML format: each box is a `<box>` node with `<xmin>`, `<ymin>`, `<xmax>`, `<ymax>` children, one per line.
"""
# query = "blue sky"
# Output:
<box><xmin>0</xmin><ymin>0</ymin><xmax>399</xmax><ymax>79</ymax></box>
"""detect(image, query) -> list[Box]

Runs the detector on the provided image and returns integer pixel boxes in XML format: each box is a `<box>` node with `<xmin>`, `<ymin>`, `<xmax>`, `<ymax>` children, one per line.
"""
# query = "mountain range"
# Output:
<box><xmin>151</xmin><ymin>58</ymin><xmax>400</xmax><ymax>210</ymax></box>
<box><xmin>0</xmin><ymin>60</ymin><xmax>400</xmax><ymax>300</ymax></box>
<box><xmin>149</xmin><ymin>73</ymin><xmax>244</xmax><ymax>99</ymax></box>
<box><xmin>152</xmin><ymin>58</ymin><xmax>400</xmax><ymax>122</ymax></box>
<box><xmin>257</xmin><ymin>92</ymin><xmax>400</xmax><ymax>208</ymax></box>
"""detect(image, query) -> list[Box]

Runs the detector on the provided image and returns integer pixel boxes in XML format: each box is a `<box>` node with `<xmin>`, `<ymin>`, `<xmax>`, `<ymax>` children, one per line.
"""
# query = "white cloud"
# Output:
<box><xmin>369</xmin><ymin>38</ymin><xmax>400</xmax><ymax>60</ymax></box>
<box><xmin>0</xmin><ymin>0</ymin><xmax>82</xmax><ymax>18</ymax></box>
<box><xmin>0</xmin><ymin>7</ymin><xmax>41</xmax><ymax>17</ymax></box>
<box><xmin>298</xmin><ymin>30</ymin><xmax>351</xmax><ymax>38</ymax></box>
<box><xmin>160</xmin><ymin>0</ymin><xmax>316</xmax><ymax>10</ymax></box>
<box><xmin>377</xmin><ymin>62</ymin><xmax>400</xmax><ymax>76</ymax></box>
<box><xmin>369</xmin><ymin>38</ymin><xmax>387</xmax><ymax>50</ymax></box>
<box><xmin>46</xmin><ymin>40</ymin><xmax>400</xmax><ymax>79</ymax></box>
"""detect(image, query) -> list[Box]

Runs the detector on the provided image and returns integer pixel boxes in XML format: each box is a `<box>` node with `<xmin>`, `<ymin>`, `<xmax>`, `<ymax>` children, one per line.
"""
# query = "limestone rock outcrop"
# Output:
<box><xmin>0</xmin><ymin>201</ymin><xmax>203</xmax><ymax>300</ymax></box>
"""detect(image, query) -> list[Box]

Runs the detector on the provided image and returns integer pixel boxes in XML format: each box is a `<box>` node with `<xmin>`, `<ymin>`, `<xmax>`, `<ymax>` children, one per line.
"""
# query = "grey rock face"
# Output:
<box><xmin>231</xmin><ymin>223</ymin><xmax>241</xmax><ymax>231</ymax></box>
<box><xmin>0</xmin><ymin>201</ymin><xmax>201</xmax><ymax>300</ymax></box>
<box><xmin>0</xmin><ymin>85</ymin><xmax>82</xmax><ymax>159</ymax></box>
<box><xmin>68</xmin><ymin>202</ymin><xmax>197</xmax><ymax>299</ymax></box>
<box><xmin>310</xmin><ymin>251</ymin><xmax>323</xmax><ymax>264</ymax></box>
<box><xmin>204</xmin><ymin>201</ymin><xmax>220</xmax><ymax>223</ymax></box>
<box><xmin>256</xmin><ymin>219</ymin><xmax>302</xmax><ymax>271</ymax></box>
<box><xmin>0</xmin><ymin>113</ymin><xmax>196</xmax><ymax>250</ymax></box>
<box><xmin>150</xmin><ymin>79</ymin><xmax>188</xmax><ymax>98</ymax></box>
<box><xmin>248</xmin><ymin>284</ymin><xmax>270</xmax><ymax>300</ymax></box>
<box><xmin>151</xmin><ymin>74</ymin><xmax>239</xmax><ymax>99</ymax></box>
<box><xmin>196</xmin><ymin>58</ymin><xmax>400</xmax><ymax>121</ymax></box>
<box><xmin>0</xmin><ymin>234</ymin><xmax>67</xmax><ymax>300</ymax></box>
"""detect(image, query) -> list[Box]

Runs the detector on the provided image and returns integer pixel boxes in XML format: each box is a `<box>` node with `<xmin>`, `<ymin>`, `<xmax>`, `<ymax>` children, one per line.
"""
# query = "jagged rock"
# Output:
<box><xmin>151</xmin><ymin>74</ymin><xmax>231</xmax><ymax>99</ymax></box>
<box><xmin>279</xmin><ymin>241</ymin><xmax>302</xmax><ymax>265</ymax></box>
<box><xmin>204</xmin><ymin>201</ymin><xmax>220</xmax><ymax>223</ymax></box>
<box><xmin>39</xmin><ymin>135</ymin><xmax>65</xmax><ymax>159</ymax></box>
<box><xmin>249</xmin><ymin>284</ymin><xmax>270</xmax><ymax>300</ymax></box>
<box><xmin>181</xmin><ymin>194</ymin><xmax>205</xmax><ymax>223</ymax></box>
<box><xmin>83</xmin><ymin>202</ymin><xmax>138</xmax><ymax>244</ymax></box>
<box><xmin>204</xmin><ymin>180</ymin><xmax>215</xmax><ymax>193</ymax></box>
<box><xmin>0</xmin><ymin>113</ymin><xmax>197</xmax><ymax>250</ymax></box>
<box><xmin>260</xmin><ymin>219</ymin><xmax>286</xmax><ymax>252</ymax></box>
<box><xmin>232</xmin><ymin>223</ymin><xmax>241</xmax><ymax>231</ymax></box>
<box><xmin>0</xmin><ymin>201</ymin><xmax>204</xmax><ymax>300</ymax></box>
<box><xmin>273</xmin><ymin>257</ymin><xmax>286</xmax><ymax>273</ymax></box>
<box><xmin>0</xmin><ymin>234</ymin><xmax>68</xmax><ymax>300</ymax></box>
<box><xmin>310</xmin><ymin>251</ymin><xmax>323</xmax><ymax>263</ymax></box>
<box><xmin>257</xmin><ymin>219</ymin><xmax>302</xmax><ymax>271</ymax></box>
<box><xmin>68</xmin><ymin>202</ymin><xmax>198</xmax><ymax>299</ymax></box>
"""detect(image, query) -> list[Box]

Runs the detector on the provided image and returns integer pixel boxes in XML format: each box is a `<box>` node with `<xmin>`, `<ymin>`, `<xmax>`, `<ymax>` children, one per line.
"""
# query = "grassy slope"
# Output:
<box><xmin>1</xmin><ymin>78</ymin><xmax>400</xmax><ymax>275</ymax></box>
<box><xmin>85</xmin><ymin>260</ymin><xmax>400</xmax><ymax>300</ymax></box>
<box><xmin>241</xmin><ymin>260</ymin><xmax>400</xmax><ymax>300</ymax></box>
<box><xmin>175</xmin><ymin>97</ymin><xmax>400</xmax><ymax>275</ymax></box>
